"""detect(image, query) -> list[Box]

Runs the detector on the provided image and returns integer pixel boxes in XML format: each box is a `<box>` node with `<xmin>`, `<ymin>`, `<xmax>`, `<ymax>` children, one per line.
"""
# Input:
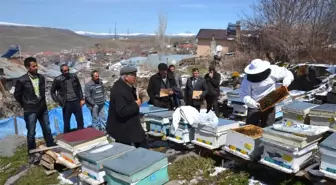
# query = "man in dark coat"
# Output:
<box><xmin>185</xmin><ymin>68</ymin><xmax>208</xmax><ymax>112</ymax></box>
<box><xmin>50</xmin><ymin>64</ymin><xmax>85</xmax><ymax>133</ymax></box>
<box><xmin>147</xmin><ymin>63</ymin><xmax>182</xmax><ymax>110</ymax></box>
<box><xmin>14</xmin><ymin>57</ymin><xmax>55</xmax><ymax>164</ymax></box>
<box><xmin>106</xmin><ymin>66</ymin><xmax>146</xmax><ymax>148</ymax></box>
<box><xmin>204</xmin><ymin>66</ymin><xmax>221</xmax><ymax>116</ymax></box>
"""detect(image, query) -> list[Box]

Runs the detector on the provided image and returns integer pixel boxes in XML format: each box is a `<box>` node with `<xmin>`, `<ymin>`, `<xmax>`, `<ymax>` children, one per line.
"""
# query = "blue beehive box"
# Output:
<box><xmin>77</xmin><ymin>143</ymin><xmax>135</xmax><ymax>182</ymax></box>
<box><xmin>319</xmin><ymin>133</ymin><xmax>336</xmax><ymax>178</ymax></box>
<box><xmin>139</xmin><ymin>106</ymin><xmax>168</xmax><ymax>116</ymax></box>
<box><xmin>103</xmin><ymin>148</ymin><xmax>169</xmax><ymax>185</ymax></box>
<box><xmin>144</xmin><ymin>111</ymin><xmax>174</xmax><ymax>136</ymax></box>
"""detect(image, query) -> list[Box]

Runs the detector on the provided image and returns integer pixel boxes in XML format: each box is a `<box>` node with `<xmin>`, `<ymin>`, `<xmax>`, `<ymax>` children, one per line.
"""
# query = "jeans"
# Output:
<box><xmin>24</xmin><ymin>110</ymin><xmax>55</xmax><ymax>151</ymax></box>
<box><xmin>90</xmin><ymin>104</ymin><xmax>106</xmax><ymax>131</ymax></box>
<box><xmin>63</xmin><ymin>100</ymin><xmax>84</xmax><ymax>133</ymax></box>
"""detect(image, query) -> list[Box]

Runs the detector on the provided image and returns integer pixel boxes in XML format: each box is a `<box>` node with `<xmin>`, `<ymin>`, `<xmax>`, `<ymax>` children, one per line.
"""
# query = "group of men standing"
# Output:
<box><xmin>147</xmin><ymin>63</ymin><xmax>222</xmax><ymax>116</ymax></box>
<box><xmin>14</xmin><ymin>57</ymin><xmax>106</xmax><ymax>163</ymax></box>
<box><xmin>14</xmin><ymin>56</ymin><xmax>294</xmax><ymax>164</ymax></box>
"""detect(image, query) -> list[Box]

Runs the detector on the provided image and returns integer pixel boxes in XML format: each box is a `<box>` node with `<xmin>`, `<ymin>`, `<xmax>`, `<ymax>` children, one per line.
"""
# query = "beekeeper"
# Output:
<box><xmin>240</xmin><ymin>59</ymin><xmax>294</xmax><ymax>127</ymax></box>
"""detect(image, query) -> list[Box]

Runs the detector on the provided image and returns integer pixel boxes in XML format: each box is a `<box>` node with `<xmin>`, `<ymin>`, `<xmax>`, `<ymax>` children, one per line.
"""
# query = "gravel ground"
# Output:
<box><xmin>0</xmin><ymin>135</ymin><xmax>26</xmax><ymax>157</ymax></box>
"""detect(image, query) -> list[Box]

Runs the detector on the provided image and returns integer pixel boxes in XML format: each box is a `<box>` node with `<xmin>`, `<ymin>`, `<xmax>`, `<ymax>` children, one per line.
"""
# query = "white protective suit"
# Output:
<box><xmin>240</xmin><ymin>65</ymin><xmax>294</xmax><ymax>109</ymax></box>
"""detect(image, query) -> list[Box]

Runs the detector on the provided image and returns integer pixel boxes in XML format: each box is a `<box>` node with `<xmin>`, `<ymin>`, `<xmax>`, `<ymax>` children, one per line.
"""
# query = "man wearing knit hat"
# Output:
<box><xmin>147</xmin><ymin>63</ymin><xmax>180</xmax><ymax>110</ymax></box>
<box><xmin>240</xmin><ymin>59</ymin><xmax>294</xmax><ymax>127</ymax></box>
<box><xmin>106</xmin><ymin>66</ymin><xmax>147</xmax><ymax>148</ymax></box>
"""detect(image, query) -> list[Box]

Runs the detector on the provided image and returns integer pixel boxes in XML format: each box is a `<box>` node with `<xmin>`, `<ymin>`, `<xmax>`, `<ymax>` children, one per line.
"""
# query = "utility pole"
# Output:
<box><xmin>114</xmin><ymin>22</ymin><xmax>117</xmax><ymax>40</ymax></box>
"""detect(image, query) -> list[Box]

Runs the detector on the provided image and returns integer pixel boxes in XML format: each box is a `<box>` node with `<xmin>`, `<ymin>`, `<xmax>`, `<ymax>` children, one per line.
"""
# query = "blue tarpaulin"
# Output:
<box><xmin>0</xmin><ymin>101</ymin><xmax>149</xmax><ymax>139</ymax></box>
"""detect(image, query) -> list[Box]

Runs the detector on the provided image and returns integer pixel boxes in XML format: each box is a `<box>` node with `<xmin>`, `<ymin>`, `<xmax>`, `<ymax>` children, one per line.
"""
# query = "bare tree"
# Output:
<box><xmin>242</xmin><ymin>0</ymin><xmax>336</xmax><ymax>63</ymax></box>
<box><xmin>155</xmin><ymin>12</ymin><xmax>168</xmax><ymax>57</ymax></box>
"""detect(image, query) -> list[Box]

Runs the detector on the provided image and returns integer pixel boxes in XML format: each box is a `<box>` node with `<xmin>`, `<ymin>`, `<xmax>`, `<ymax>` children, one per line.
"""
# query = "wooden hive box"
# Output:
<box><xmin>223</xmin><ymin>125</ymin><xmax>264</xmax><ymax>161</ymax></box>
<box><xmin>192</xmin><ymin>118</ymin><xmax>240</xmax><ymax>150</ymax></box>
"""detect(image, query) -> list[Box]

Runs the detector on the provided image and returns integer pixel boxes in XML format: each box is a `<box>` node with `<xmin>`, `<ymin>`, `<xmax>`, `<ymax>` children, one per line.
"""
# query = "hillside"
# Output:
<box><xmin>0</xmin><ymin>25</ymin><xmax>98</xmax><ymax>53</ymax></box>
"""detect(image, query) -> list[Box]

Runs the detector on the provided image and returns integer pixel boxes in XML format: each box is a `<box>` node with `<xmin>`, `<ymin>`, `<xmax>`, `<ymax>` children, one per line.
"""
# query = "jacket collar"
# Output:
<box><xmin>23</xmin><ymin>73</ymin><xmax>42</xmax><ymax>81</ymax></box>
<box><xmin>118</xmin><ymin>78</ymin><xmax>135</xmax><ymax>91</ymax></box>
<box><xmin>59</xmin><ymin>73</ymin><xmax>74</xmax><ymax>81</ymax></box>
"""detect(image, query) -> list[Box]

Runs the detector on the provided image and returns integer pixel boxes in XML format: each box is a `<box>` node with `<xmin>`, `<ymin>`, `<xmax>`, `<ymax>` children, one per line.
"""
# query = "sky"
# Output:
<box><xmin>0</xmin><ymin>0</ymin><xmax>255</xmax><ymax>35</ymax></box>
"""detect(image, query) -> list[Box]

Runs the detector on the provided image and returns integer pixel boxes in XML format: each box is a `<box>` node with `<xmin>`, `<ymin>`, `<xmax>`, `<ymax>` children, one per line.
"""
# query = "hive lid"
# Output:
<box><xmin>282</xmin><ymin>101</ymin><xmax>318</xmax><ymax>115</ymax></box>
<box><xmin>102</xmin><ymin>147</ymin><xmax>167</xmax><ymax>176</ymax></box>
<box><xmin>140</xmin><ymin>106</ymin><xmax>168</xmax><ymax>114</ymax></box>
<box><xmin>145</xmin><ymin>111</ymin><xmax>174</xmax><ymax>119</ymax></box>
<box><xmin>310</xmin><ymin>104</ymin><xmax>336</xmax><ymax>115</ymax></box>
<box><xmin>320</xmin><ymin>133</ymin><xmax>336</xmax><ymax>150</ymax></box>
<box><xmin>77</xmin><ymin>143</ymin><xmax>135</xmax><ymax>163</ymax></box>
<box><xmin>199</xmin><ymin>119</ymin><xmax>240</xmax><ymax>133</ymax></box>
<box><xmin>55</xmin><ymin>128</ymin><xmax>105</xmax><ymax>146</ymax></box>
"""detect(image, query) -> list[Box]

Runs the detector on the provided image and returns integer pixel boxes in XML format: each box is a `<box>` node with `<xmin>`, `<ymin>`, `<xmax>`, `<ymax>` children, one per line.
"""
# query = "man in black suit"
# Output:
<box><xmin>184</xmin><ymin>68</ymin><xmax>208</xmax><ymax>111</ymax></box>
<box><xmin>204</xmin><ymin>66</ymin><xmax>221</xmax><ymax>116</ymax></box>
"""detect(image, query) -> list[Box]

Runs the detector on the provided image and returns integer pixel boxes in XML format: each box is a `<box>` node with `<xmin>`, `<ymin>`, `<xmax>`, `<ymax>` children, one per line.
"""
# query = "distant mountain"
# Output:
<box><xmin>75</xmin><ymin>31</ymin><xmax>196</xmax><ymax>38</ymax></box>
<box><xmin>0</xmin><ymin>21</ymin><xmax>195</xmax><ymax>52</ymax></box>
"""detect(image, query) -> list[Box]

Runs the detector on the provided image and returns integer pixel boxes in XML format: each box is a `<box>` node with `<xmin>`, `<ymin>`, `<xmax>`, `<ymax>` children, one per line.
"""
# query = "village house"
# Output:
<box><xmin>195</xmin><ymin>23</ymin><xmax>241</xmax><ymax>57</ymax></box>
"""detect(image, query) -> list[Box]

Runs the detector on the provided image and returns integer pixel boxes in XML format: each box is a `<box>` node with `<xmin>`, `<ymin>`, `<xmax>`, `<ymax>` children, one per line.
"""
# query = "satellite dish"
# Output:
<box><xmin>216</xmin><ymin>45</ymin><xmax>223</xmax><ymax>52</ymax></box>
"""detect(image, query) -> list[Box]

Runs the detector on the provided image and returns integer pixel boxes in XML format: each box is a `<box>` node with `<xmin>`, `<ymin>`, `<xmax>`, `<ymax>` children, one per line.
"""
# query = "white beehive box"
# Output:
<box><xmin>309</xmin><ymin>104</ymin><xmax>336</xmax><ymax>131</ymax></box>
<box><xmin>223</xmin><ymin>125</ymin><xmax>263</xmax><ymax>161</ymax></box>
<box><xmin>192</xmin><ymin>119</ymin><xmax>240</xmax><ymax>150</ymax></box>
<box><xmin>167</xmin><ymin>120</ymin><xmax>194</xmax><ymax>144</ymax></box>
<box><xmin>319</xmin><ymin>133</ymin><xmax>336</xmax><ymax>180</ymax></box>
<box><xmin>281</xmin><ymin>101</ymin><xmax>318</xmax><ymax>124</ymax></box>
<box><xmin>262</xmin><ymin>126</ymin><xmax>322</xmax><ymax>148</ymax></box>
<box><xmin>260</xmin><ymin>138</ymin><xmax>318</xmax><ymax>174</ymax></box>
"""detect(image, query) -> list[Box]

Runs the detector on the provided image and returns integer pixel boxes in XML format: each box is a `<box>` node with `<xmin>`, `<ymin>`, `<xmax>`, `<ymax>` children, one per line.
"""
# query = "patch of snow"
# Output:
<box><xmin>57</xmin><ymin>171</ymin><xmax>75</xmax><ymax>184</ymax></box>
<box><xmin>249</xmin><ymin>176</ymin><xmax>267</xmax><ymax>185</ymax></box>
<box><xmin>210</xmin><ymin>167</ymin><xmax>227</xmax><ymax>177</ymax></box>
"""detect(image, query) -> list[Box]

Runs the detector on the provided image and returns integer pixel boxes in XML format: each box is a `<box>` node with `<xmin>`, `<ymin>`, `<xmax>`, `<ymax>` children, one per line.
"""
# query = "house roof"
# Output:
<box><xmin>196</xmin><ymin>29</ymin><xmax>228</xmax><ymax>40</ymax></box>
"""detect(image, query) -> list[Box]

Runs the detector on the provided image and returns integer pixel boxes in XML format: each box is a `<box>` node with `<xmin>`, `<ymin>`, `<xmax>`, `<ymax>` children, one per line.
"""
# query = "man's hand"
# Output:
<box><xmin>168</xmin><ymin>91</ymin><xmax>174</xmax><ymax>95</ymax></box>
<box><xmin>209</xmin><ymin>72</ymin><xmax>213</xmax><ymax>78</ymax></box>
<box><xmin>135</xmin><ymin>99</ymin><xmax>141</xmax><ymax>106</ymax></box>
<box><xmin>80</xmin><ymin>100</ymin><xmax>85</xmax><ymax>107</ymax></box>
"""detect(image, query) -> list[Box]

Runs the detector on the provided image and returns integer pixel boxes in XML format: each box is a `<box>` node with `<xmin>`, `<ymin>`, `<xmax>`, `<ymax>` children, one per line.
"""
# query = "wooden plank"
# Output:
<box><xmin>29</xmin><ymin>146</ymin><xmax>59</xmax><ymax>154</ymax></box>
<box><xmin>42</xmin><ymin>154</ymin><xmax>55</xmax><ymax>164</ymax></box>
<box><xmin>14</xmin><ymin>117</ymin><xmax>18</xmax><ymax>135</ymax></box>
<box><xmin>40</xmin><ymin>159</ymin><xmax>54</xmax><ymax>170</ymax></box>
<box><xmin>45</xmin><ymin>170</ymin><xmax>57</xmax><ymax>176</ymax></box>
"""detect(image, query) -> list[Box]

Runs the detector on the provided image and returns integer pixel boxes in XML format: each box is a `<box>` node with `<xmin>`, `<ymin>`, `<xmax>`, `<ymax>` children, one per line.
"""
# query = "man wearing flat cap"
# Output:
<box><xmin>106</xmin><ymin>66</ymin><xmax>147</xmax><ymax>148</ymax></box>
<box><xmin>147</xmin><ymin>63</ymin><xmax>182</xmax><ymax>110</ymax></box>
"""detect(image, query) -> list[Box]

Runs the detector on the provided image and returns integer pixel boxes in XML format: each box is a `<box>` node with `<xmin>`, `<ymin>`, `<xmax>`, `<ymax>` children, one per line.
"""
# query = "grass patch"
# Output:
<box><xmin>0</xmin><ymin>145</ymin><xmax>63</xmax><ymax>185</ymax></box>
<box><xmin>0</xmin><ymin>145</ymin><xmax>28</xmax><ymax>185</ymax></box>
<box><xmin>15</xmin><ymin>166</ymin><xmax>61</xmax><ymax>185</ymax></box>
<box><xmin>168</xmin><ymin>156</ymin><xmax>249</xmax><ymax>185</ymax></box>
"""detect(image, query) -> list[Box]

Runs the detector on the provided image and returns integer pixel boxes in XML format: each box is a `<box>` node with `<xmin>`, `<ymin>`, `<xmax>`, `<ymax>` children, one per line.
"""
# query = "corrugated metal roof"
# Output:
<box><xmin>0</xmin><ymin>58</ymin><xmax>64</xmax><ymax>79</ymax></box>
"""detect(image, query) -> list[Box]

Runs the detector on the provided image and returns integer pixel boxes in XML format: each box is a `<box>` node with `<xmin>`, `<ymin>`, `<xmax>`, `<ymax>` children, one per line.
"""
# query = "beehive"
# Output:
<box><xmin>223</xmin><ymin>125</ymin><xmax>264</xmax><ymax>161</ymax></box>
